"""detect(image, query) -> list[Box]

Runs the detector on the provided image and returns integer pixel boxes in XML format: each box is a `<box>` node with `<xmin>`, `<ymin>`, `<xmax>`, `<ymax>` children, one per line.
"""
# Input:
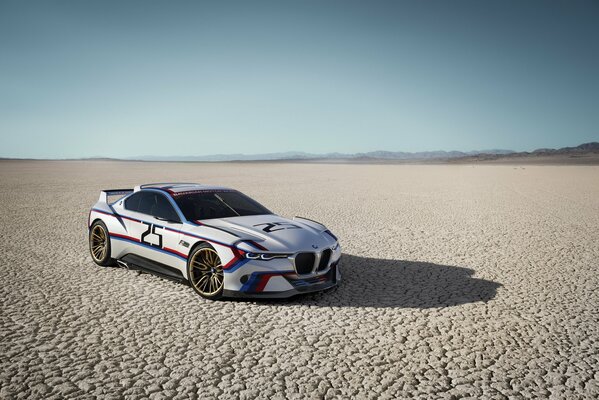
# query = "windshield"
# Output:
<box><xmin>173</xmin><ymin>190</ymin><xmax>272</xmax><ymax>221</ymax></box>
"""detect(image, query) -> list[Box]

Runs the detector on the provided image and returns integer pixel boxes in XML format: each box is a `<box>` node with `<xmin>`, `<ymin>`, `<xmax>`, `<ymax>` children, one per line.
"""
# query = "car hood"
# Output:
<box><xmin>204</xmin><ymin>214</ymin><xmax>335</xmax><ymax>253</ymax></box>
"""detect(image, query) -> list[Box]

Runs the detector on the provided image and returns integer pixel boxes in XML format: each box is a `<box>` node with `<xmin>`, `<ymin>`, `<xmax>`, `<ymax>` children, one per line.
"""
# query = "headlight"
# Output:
<box><xmin>332</xmin><ymin>242</ymin><xmax>340</xmax><ymax>251</ymax></box>
<box><xmin>245</xmin><ymin>252</ymin><xmax>290</xmax><ymax>261</ymax></box>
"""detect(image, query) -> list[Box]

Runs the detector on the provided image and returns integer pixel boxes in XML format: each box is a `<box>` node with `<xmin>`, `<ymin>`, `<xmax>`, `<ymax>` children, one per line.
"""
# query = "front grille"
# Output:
<box><xmin>294</xmin><ymin>252</ymin><xmax>315</xmax><ymax>274</ymax></box>
<box><xmin>318</xmin><ymin>249</ymin><xmax>331</xmax><ymax>271</ymax></box>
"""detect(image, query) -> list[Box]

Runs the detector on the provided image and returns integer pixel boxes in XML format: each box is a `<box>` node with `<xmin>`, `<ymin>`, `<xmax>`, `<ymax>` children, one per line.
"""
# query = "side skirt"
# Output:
<box><xmin>118</xmin><ymin>253</ymin><xmax>186</xmax><ymax>283</ymax></box>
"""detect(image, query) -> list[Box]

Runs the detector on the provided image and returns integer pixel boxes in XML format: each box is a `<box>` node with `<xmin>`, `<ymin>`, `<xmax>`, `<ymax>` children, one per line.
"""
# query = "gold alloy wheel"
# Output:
<box><xmin>189</xmin><ymin>247</ymin><xmax>224</xmax><ymax>297</ymax></box>
<box><xmin>90</xmin><ymin>224</ymin><xmax>108</xmax><ymax>262</ymax></box>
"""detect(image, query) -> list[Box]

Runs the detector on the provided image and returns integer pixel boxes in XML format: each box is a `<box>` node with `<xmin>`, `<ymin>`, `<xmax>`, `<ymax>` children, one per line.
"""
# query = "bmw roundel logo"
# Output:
<box><xmin>312</xmin><ymin>244</ymin><xmax>318</xmax><ymax>249</ymax></box>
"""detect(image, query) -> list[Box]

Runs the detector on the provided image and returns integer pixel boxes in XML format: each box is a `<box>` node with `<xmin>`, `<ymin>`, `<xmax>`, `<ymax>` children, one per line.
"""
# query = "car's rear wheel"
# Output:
<box><xmin>187</xmin><ymin>243</ymin><xmax>224</xmax><ymax>300</ymax></box>
<box><xmin>89</xmin><ymin>220</ymin><xmax>115</xmax><ymax>266</ymax></box>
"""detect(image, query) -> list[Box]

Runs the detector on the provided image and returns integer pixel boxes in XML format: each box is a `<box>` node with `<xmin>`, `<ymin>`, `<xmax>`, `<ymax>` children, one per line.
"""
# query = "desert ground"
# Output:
<box><xmin>1</xmin><ymin>160</ymin><xmax>598</xmax><ymax>399</ymax></box>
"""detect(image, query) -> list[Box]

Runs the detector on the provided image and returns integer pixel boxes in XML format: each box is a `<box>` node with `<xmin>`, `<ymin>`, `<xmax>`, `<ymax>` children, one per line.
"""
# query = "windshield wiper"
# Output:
<box><xmin>214</xmin><ymin>194</ymin><xmax>241</xmax><ymax>216</ymax></box>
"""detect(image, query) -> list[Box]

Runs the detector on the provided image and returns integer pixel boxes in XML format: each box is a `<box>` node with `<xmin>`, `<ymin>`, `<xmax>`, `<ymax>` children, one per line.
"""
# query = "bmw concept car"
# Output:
<box><xmin>88</xmin><ymin>183</ymin><xmax>341</xmax><ymax>299</ymax></box>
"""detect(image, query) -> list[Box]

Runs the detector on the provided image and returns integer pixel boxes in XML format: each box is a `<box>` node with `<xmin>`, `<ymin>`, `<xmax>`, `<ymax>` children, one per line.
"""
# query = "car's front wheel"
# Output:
<box><xmin>89</xmin><ymin>220</ymin><xmax>115</xmax><ymax>266</ymax></box>
<box><xmin>187</xmin><ymin>243</ymin><xmax>224</xmax><ymax>300</ymax></box>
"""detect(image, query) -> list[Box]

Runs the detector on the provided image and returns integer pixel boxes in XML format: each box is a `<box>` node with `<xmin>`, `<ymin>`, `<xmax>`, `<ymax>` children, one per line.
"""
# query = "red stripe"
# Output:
<box><xmin>255</xmin><ymin>274</ymin><xmax>277</xmax><ymax>292</ymax></box>
<box><xmin>223</xmin><ymin>247</ymin><xmax>246</xmax><ymax>269</ymax></box>
<box><xmin>92</xmin><ymin>209</ymin><xmax>142</xmax><ymax>224</ymax></box>
<box><xmin>110</xmin><ymin>232</ymin><xmax>140</xmax><ymax>242</ymax></box>
<box><xmin>255</xmin><ymin>272</ymin><xmax>296</xmax><ymax>292</ymax></box>
<box><xmin>110</xmin><ymin>234</ymin><xmax>187</xmax><ymax>259</ymax></box>
<box><xmin>163</xmin><ymin>247</ymin><xmax>188</xmax><ymax>259</ymax></box>
<box><xmin>120</xmin><ymin>214</ymin><xmax>142</xmax><ymax>223</ymax></box>
<box><xmin>94</xmin><ymin>208</ymin><xmax>240</xmax><ymax>251</ymax></box>
<box><xmin>160</xmin><ymin>188</ymin><xmax>176</xmax><ymax>195</ymax></box>
<box><xmin>179</xmin><ymin>230</ymin><xmax>235</xmax><ymax>249</ymax></box>
<box><xmin>92</xmin><ymin>209</ymin><xmax>114</xmax><ymax>217</ymax></box>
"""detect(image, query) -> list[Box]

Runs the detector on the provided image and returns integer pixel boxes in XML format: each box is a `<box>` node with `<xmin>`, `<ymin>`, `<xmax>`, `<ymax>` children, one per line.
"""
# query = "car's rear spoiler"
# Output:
<box><xmin>99</xmin><ymin>189</ymin><xmax>133</xmax><ymax>204</ymax></box>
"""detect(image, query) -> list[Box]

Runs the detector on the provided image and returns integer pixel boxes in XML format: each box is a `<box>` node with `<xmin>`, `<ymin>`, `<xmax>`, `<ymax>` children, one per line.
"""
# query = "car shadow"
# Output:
<box><xmin>267</xmin><ymin>254</ymin><xmax>501</xmax><ymax>309</ymax></box>
<box><xmin>106</xmin><ymin>253</ymin><xmax>501</xmax><ymax>308</ymax></box>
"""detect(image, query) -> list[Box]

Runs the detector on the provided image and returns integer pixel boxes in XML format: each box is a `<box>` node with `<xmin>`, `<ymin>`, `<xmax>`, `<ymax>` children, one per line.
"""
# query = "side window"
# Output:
<box><xmin>138</xmin><ymin>193</ymin><xmax>156</xmax><ymax>215</ymax></box>
<box><xmin>124</xmin><ymin>192</ymin><xmax>145</xmax><ymax>212</ymax></box>
<box><xmin>153</xmin><ymin>194</ymin><xmax>180</xmax><ymax>222</ymax></box>
<box><xmin>124</xmin><ymin>191</ymin><xmax>180</xmax><ymax>222</ymax></box>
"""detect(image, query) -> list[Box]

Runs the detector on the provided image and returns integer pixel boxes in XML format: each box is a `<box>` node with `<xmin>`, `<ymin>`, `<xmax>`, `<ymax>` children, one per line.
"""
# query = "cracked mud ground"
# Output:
<box><xmin>1</xmin><ymin>161</ymin><xmax>598</xmax><ymax>399</ymax></box>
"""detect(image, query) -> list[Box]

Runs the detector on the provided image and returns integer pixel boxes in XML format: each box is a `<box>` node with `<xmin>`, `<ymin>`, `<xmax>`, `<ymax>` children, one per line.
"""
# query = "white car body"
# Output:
<box><xmin>88</xmin><ymin>183</ymin><xmax>341</xmax><ymax>299</ymax></box>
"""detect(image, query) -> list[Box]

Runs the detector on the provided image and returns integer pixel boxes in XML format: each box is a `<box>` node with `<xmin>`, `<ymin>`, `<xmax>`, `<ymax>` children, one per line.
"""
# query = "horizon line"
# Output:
<box><xmin>1</xmin><ymin>141</ymin><xmax>597</xmax><ymax>162</ymax></box>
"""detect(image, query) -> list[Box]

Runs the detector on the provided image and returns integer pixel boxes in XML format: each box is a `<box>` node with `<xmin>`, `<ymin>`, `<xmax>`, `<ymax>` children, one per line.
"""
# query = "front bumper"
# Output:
<box><xmin>223</xmin><ymin>263</ymin><xmax>341</xmax><ymax>299</ymax></box>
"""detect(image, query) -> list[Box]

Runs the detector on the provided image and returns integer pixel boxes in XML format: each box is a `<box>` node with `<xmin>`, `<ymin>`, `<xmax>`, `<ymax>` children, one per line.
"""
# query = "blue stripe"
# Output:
<box><xmin>240</xmin><ymin>274</ymin><xmax>261</xmax><ymax>292</ymax></box>
<box><xmin>178</xmin><ymin>230</ymin><xmax>234</xmax><ymax>248</ymax></box>
<box><xmin>223</xmin><ymin>258</ymin><xmax>251</xmax><ymax>273</ymax></box>
<box><xmin>110</xmin><ymin>235</ymin><xmax>187</xmax><ymax>261</ymax></box>
<box><xmin>92</xmin><ymin>208</ymin><xmax>114</xmax><ymax>217</ymax></box>
<box><xmin>92</xmin><ymin>208</ymin><xmax>237</xmax><ymax>249</ymax></box>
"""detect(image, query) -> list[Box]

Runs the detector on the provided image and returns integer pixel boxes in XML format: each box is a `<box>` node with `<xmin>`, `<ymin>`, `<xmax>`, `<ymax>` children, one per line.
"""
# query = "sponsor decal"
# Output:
<box><xmin>105</xmin><ymin>190</ymin><xmax>133</xmax><ymax>196</ymax></box>
<box><xmin>253</xmin><ymin>222</ymin><xmax>302</xmax><ymax>233</ymax></box>
<box><xmin>170</xmin><ymin>189</ymin><xmax>236</xmax><ymax>197</ymax></box>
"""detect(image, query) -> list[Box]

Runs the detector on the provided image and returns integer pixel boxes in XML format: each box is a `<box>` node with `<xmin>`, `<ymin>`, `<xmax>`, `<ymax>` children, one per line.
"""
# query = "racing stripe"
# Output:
<box><xmin>91</xmin><ymin>208</ymin><xmax>236</xmax><ymax>249</ymax></box>
<box><xmin>222</xmin><ymin>247</ymin><xmax>250</xmax><ymax>273</ymax></box>
<box><xmin>92</xmin><ymin>208</ymin><xmax>256</xmax><ymax>268</ymax></box>
<box><xmin>109</xmin><ymin>233</ymin><xmax>187</xmax><ymax>261</ymax></box>
<box><xmin>110</xmin><ymin>232</ymin><xmax>140</xmax><ymax>242</ymax></box>
<box><xmin>163</xmin><ymin>247</ymin><xmax>188</xmax><ymax>259</ymax></box>
<box><xmin>246</xmin><ymin>240</ymin><xmax>268</xmax><ymax>251</ymax></box>
<box><xmin>240</xmin><ymin>270</ymin><xmax>295</xmax><ymax>293</ymax></box>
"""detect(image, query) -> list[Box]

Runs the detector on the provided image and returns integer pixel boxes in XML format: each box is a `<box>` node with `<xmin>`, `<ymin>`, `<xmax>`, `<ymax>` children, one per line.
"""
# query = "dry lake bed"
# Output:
<box><xmin>1</xmin><ymin>160</ymin><xmax>598</xmax><ymax>399</ymax></box>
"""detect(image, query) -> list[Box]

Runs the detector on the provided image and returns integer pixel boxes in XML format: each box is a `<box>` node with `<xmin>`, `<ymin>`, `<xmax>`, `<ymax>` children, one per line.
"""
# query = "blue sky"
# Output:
<box><xmin>1</xmin><ymin>0</ymin><xmax>598</xmax><ymax>158</ymax></box>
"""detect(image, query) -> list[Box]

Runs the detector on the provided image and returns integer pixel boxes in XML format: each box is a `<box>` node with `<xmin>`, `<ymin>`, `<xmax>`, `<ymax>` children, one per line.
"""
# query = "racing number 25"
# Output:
<box><xmin>140</xmin><ymin>222</ymin><xmax>163</xmax><ymax>248</ymax></box>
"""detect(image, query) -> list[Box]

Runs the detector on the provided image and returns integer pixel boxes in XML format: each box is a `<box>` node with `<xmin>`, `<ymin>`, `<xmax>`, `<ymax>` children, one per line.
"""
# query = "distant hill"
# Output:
<box><xmin>127</xmin><ymin>141</ymin><xmax>599</xmax><ymax>164</ymax></box>
<box><xmin>531</xmin><ymin>142</ymin><xmax>599</xmax><ymax>154</ymax></box>
<box><xmin>130</xmin><ymin>148</ymin><xmax>516</xmax><ymax>162</ymax></box>
<box><xmin>128</xmin><ymin>143</ymin><xmax>599</xmax><ymax>162</ymax></box>
<box><xmin>448</xmin><ymin>142</ymin><xmax>599</xmax><ymax>164</ymax></box>
<box><xmin>3</xmin><ymin>142</ymin><xmax>597</xmax><ymax>163</ymax></box>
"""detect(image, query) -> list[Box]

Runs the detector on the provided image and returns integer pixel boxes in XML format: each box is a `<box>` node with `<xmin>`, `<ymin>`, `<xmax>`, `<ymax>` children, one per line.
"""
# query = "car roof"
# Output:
<box><xmin>134</xmin><ymin>183</ymin><xmax>233</xmax><ymax>194</ymax></box>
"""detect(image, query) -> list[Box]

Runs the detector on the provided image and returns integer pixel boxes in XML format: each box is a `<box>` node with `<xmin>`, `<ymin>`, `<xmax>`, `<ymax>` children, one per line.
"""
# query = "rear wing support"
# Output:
<box><xmin>99</xmin><ymin>189</ymin><xmax>133</xmax><ymax>204</ymax></box>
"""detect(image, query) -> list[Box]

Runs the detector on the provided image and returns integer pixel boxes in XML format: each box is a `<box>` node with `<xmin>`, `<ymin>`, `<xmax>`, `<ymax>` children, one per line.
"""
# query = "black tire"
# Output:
<box><xmin>187</xmin><ymin>243</ymin><xmax>224</xmax><ymax>300</ymax></box>
<box><xmin>89</xmin><ymin>220</ymin><xmax>115</xmax><ymax>267</ymax></box>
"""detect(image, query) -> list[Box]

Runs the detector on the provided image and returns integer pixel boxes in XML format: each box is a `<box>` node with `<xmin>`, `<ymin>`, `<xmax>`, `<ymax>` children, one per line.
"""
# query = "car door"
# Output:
<box><xmin>121</xmin><ymin>191</ymin><xmax>183</xmax><ymax>266</ymax></box>
<box><xmin>145</xmin><ymin>192</ymin><xmax>184</xmax><ymax>266</ymax></box>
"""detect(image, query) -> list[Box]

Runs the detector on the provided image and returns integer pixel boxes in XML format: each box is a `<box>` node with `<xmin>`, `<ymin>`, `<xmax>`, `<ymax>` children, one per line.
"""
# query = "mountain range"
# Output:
<box><xmin>130</xmin><ymin>142</ymin><xmax>599</xmax><ymax>162</ymax></box>
<box><xmin>2</xmin><ymin>142</ymin><xmax>597</xmax><ymax>163</ymax></box>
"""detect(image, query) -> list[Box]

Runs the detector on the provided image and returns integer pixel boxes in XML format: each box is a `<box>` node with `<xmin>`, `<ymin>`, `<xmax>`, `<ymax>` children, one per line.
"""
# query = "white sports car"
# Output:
<box><xmin>88</xmin><ymin>183</ymin><xmax>341</xmax><ymax>300</ymax></box>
